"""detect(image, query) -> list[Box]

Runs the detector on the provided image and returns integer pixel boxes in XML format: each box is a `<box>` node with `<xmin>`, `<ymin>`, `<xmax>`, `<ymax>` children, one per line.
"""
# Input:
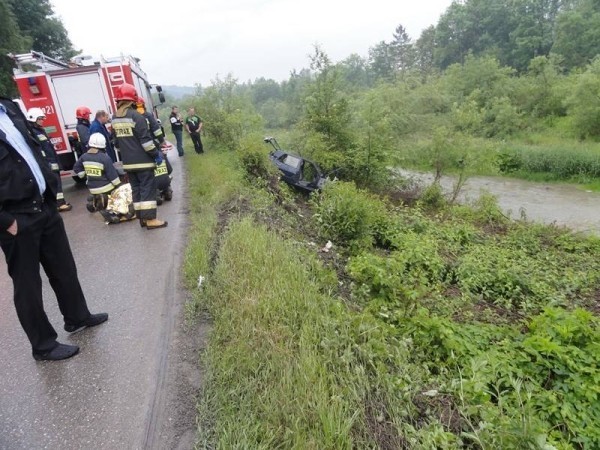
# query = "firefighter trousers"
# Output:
<box><xmin>0</xmin><ymin>203</ymin><xmax>91</xmax><ymax>353</ymax></box>
<box><xmin>53</xmin><ymin>171</ymin><xmax>67</xmax><ymax>206</ymax></box>
<box><xmin>129</xmin><ymin>170</ymin><xmax>158</xmax><ymax>221</ymax></box>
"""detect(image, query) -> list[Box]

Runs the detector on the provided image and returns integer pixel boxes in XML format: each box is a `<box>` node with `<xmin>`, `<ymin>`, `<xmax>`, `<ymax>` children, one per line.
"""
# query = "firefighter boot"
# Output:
<box><xmin>164</xmin><ymin>186</ymin><xmax>173</xmax><ymax>201</ymax></box>
<box><xmin>86</xmin><ymin>195</ymin><xmax>96</xmax><ymax>213</ymax></box>
<box><xmin>156</xmin><ymin>189</ymin><xmax>164</xmax><ymax>206</ymax></box>
<box><xmin>145</xmin><ymin>218</ymin><xmax>168</xmax><ymax>230</ymax></box>
<box><xmin>99</xmin><ymin>209</ymin><xmax>120</xmax><ymax>224</ymax></box>
<box><xmin>58</xmin><ymin>203</ymin><xmax>73</xmax><ymax>212</ymax></box>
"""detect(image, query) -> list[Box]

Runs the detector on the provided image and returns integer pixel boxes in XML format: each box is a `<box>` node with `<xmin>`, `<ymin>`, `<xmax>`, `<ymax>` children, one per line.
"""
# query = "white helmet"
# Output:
<box><xmin>89</xmin><ymin>132</ymin><xmax>106</xmax><ymax>149</ymax></box>
<box><xmin>26</xmin><ymin>107</ymin><xmax>46</xmax><ymax>122</ymax></box>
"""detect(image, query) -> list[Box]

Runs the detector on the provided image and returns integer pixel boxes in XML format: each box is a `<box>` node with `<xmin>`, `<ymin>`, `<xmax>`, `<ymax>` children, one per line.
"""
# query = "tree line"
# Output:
<box><xmin>0</xmin><ymin>0</ymin><xmax>75</xmax><ymax>96</ymax></box>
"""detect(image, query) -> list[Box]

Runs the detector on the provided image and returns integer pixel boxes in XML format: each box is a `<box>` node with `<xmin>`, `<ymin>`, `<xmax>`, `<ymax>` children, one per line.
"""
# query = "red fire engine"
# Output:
<box><xmin>9</xmin><ymin>51</ymin><xmax>165</xmax><ymax>177</ymax></box>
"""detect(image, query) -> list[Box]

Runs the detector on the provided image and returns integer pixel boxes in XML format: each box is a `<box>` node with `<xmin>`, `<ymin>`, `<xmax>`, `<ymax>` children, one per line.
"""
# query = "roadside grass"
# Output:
<box><xmin>182</xmin><ymin>145</ymin><xmax>243</xmax><ymax>311</ymax></box>
<box><xmin>185</xmin><ymin>147</ymin><xmax>600</xmax><ymax>448</ymax></box>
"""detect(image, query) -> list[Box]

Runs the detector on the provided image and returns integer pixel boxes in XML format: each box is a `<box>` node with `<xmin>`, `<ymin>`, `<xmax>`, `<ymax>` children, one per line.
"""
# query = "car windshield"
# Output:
<box><xmin>282</xmin><ymin>154</ymin><xmax>302</xmax><ymax>169</ymax></box>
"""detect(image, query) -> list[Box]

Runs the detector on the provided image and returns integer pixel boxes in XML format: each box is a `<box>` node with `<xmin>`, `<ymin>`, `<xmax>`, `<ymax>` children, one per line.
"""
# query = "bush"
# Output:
<box><xmin>312</xmin><ymin>181</ymin><xmax>393</xmax><ymax>252</ymax></box>
<box><xmin>237</xmin><ymin>136</ymin><xmax>278</xmax><ymax>182</ymax></box>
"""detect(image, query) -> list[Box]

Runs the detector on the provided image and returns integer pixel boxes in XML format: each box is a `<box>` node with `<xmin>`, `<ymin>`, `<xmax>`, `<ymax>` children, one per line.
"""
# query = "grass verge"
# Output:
<box><xmin>185</xmin><ymin>149</ymin><xmax>600</xmax><ymax>449</ymax></box>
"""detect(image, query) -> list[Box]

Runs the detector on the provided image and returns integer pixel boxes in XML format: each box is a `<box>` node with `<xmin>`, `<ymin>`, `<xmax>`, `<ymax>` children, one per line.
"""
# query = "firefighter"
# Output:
<box><xmin>73</xmin><ymin>133</ymin><xmax>123</xmax><ymax>224</ymax></box>
<box><xmin>76</xmin><ymin>106</ymin><xmax>92</xmax><ymax>154</ymax></box>
<box><xmin>26</xmin><ymin>107</ymin><xmax>73</xmax><ymax>212</ymax></box>
<box><xmin>136</xmin><ymin>97</ymin><xmax>165</xmax><ymax>146</ymax></box>
<box><xmin>154</xmin><ymin>146</ymin><xmax>173</xmax><ymax>205</ymax></box>
<box><xmin>111</xmin><ymin>83</ymin><xmax>167</xmax><ymax>229</ymax></box>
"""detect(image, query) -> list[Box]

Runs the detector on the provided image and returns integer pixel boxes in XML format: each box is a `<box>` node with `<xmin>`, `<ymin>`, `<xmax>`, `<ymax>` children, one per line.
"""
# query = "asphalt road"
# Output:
<box><xmin>0</xmin><ymin>152</ymin><xmax>194</xmax><ymax>449</ymax></box>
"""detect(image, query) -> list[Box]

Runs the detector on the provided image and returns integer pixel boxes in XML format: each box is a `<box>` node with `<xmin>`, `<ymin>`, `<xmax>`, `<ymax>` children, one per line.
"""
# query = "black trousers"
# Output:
<box><xmin>129</xmin><ymin>170</ymin><xmax>157</xmax><ymax>220</ymax></box>
<box><xmin>53</xmin><ymin>171</ymin><xmax>67</xmax><ymax>206</ymax></box>
<box><xmin>0</xmin><ymin>204</ymin><xmax>90</xmax><ymax>353</ymax></box>
<box><xmin>190</xmin><ymin>132</ymin><xmax>203</xmax><ymax>153</ymax></box>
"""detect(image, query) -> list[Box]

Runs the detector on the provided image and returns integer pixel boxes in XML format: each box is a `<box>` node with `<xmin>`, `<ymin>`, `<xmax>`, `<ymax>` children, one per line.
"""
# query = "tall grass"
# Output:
<box><xmin>187</xmin><ymin>152</ymin><xmax>411</xmax><ymax>449</ymax></box>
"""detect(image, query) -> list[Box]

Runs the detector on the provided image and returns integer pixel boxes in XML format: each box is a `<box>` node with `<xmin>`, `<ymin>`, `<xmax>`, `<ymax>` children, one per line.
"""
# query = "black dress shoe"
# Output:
<box><xmin>33</xmin><ymin>343</ymin><xmax>79</xmax><ymax>361</ymax></box>
<box><xmin>64</xmin><ymin>312</ymin><xmax>109</xmax><ymax>333</ymax></box>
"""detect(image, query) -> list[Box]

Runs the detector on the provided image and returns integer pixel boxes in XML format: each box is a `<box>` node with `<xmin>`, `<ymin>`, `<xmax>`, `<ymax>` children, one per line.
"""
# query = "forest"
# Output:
<box><xmin>170</xmin><ymin>0</ymin><xmax>600</xmax><ymax>193</ymax></box>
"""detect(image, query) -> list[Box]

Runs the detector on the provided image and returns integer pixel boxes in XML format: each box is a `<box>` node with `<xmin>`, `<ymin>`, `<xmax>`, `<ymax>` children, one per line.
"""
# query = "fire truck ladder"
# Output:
<box><xmin>8</xmin><ymin>51</ymin><xmax>71</xmax><ymax>74</ymax></box>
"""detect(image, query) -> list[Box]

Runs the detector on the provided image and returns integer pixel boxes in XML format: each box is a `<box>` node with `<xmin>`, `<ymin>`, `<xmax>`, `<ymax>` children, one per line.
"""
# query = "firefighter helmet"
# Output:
<box><xmin>76</xmin><ymin>106</ymin><xmax>92</xmax><ymax>120</ymax></box>
<box><xmin>115</xmin><ymin>83</ymin><xmax>138</xmax><ymax>102</ymax></box>
<box><xmin>26</xmin><ymin>107</ymin><xmax>46</xmax><ymax>122</ymax></box>
<box><xmin>89</xmin><ymin>132</ymin><xmax>107</xmax><ymax>149</ymax></box>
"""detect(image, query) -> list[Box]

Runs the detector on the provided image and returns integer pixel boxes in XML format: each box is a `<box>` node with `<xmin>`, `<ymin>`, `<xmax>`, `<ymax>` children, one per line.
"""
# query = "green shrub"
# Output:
<box><xmin>236</xmin><ymin>137</ymin><xmax>278</xmax><ymax>182</ymax></box>
<box><xmin>348</xmin><ymin>233</ymin><xmax>445</xmax><ymax>312</ymax></box>
<box><xmin>312</xmin><ymin>181</ymin><xmax>393</xmax><ymax>252</ymax></box>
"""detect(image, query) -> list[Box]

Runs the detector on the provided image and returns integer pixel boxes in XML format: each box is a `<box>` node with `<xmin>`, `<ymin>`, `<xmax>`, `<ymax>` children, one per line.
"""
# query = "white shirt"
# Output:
<box><xmin>0</xmin><ymin>104</ymin><xmax>46</xmax><ymax>195</ymax></box>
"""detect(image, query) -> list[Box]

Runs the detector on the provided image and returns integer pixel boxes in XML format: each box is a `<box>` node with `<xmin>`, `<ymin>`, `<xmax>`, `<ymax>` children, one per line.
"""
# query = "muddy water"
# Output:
<box><xmin>398</xmin><ymin>170</ymin><xmax>600</xmax><ymax>235</ymax></box>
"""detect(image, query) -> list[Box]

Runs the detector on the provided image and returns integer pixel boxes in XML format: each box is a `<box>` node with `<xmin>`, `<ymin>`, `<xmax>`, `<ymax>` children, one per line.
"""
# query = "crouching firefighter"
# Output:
<box><xmin>26</xmin><ymin>108</ymin><xmax>73</xmax><ymax>212</ymax></box>
<box><xmin>73</xmin><ymin>133</ymin><xmax>123</xmax><ymax>224</ymax></box>
<box><xmin>154</xmin><ymin>148</ymin><xmax>173</xmax><ymax>205</ymax></box>
<box><xmin>111</xmin><ymin>83</ymin><xmax>167</xmax><ymax>230</ymax></box>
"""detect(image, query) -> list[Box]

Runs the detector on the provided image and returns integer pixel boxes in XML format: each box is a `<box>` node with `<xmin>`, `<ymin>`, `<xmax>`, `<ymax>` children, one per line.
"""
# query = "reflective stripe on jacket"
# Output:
<box><xmin>73</xmin><ymin>149</ymin><xmax>121</xmax><ymax>195</ymax></box>
<box><xmin>112</xmin><ymin>105</ymin><xmax>158</xmax><ymax>172</ymax></box>
<box><xmin>31</xmin><ymin>124</ymin><xmax>60</xmax><ymax>172</ymax></box>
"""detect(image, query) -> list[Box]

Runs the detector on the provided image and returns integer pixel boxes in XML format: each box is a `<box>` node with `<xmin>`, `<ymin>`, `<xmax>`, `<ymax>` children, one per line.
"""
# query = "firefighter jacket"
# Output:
<box><xmin>112</xmin><ymin>103</ymin><xmax>159</xmax><ymax>172</ymax></box>
<box><xmin>0</xmin><ymin>97</ymin><xmax>58</xmax><ymax>231</ymax></box>
<box><xmin>76</xmin><ymin>119</ymin><xmax>90</xmax><ymax>153</ymax></box>
<box><xmin>31</xmin><ymin>123</ymin><xmax>60</xmax><ymax>172</ymax></box>
<box><xmin>73</xmin><ymin>148</ymin><xmax>121</xmax><ymax>195</ymax></box>
<box><xmin>154</xmin><ymin>155</ymin><xmax>173</xmax><ymax>191</ymax></box>
<box><xmin>143</xmin><ymin>111</ymin><xmax>165</xmax><ymax>144</ymax></box>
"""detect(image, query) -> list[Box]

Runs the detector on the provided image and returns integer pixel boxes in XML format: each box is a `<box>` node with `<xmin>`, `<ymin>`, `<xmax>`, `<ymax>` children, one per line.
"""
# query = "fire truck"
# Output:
<box><xmin>9</xmin><ymin>51</ymin><xmax>165</xmax><ymax>178</ymax></box>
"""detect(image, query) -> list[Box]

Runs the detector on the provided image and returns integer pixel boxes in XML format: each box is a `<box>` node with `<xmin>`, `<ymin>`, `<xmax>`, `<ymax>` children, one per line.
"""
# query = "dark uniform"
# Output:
<box><xmin>30</xmin><ymin>123</ymin><xmax>70</xmax><ymax>209</ymax></box>
<box><xmin>154</xmin><ymin>156</ymin><xmax>173</xmax><ymax>203</ymax></box>
<box><xmin>143</xmin><ymin>111</ymin><xmax>165</xmax><ymax>146</ymax></box>
<box><xmin>76</xmin><ymin>118</ymin><xmax>90</xmax><ymax>154</ymax></box>
<box><xmin>0</xmin><ymin>97</ymin><xmax>93</xmax><ymax>355</ymax></box>
<box><xmin>169</xmin><ymin>110</ymin><xmax>184</xmax><ymax>156</ymax></box>
<box><xmin>186</xmin><ymin>114</ymin><xmax>203</xmax><ymax>154</ymax></box>
<box><xmin>73</xmin><ymin>148</ymin><xmax>122</xmax><ymax>221</ymax></box>
<box><xmin>112</xmin><ymin>103</ymin><xmax>160</xmax><ymax>223</ymax></box>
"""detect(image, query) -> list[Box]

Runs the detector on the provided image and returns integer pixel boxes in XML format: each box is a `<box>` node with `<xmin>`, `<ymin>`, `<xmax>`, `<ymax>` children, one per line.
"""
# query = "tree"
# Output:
<box><xmin>552</xmin><ymin>0</ymin><xmax>600</xmax><ymax>70</ymax></box>
<box><xmin>338</xmin><ymin>53</ymin><xmax>371</xmax><ymax>89</ymax></box>
<box><xmin>368</xmin><ymin>41</ymin><xmax>395</xmax><ymax>81</ymax></box>
<box><xmin>0</xmin><ymin>0</ymin><xmax>31</xmax><ymax>96</ymax></box>
<box><xmin>390</xmin><ymin>24</ymin><xmax>416</xmax><ymax>74</ymax></box>
<box><xmin>415</xmin><ymin>26</ymin><xmax>437</xmax><ymax>77</ymax></box>
<box><xmin>7</xmin><ymin>0</ymin><xmax>76</xmax><ymax>60</ymax></box>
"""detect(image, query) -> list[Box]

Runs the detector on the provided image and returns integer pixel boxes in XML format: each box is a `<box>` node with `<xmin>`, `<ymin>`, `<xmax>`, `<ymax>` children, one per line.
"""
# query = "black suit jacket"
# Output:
<box><xmin>0</xmin><ymin>97</ymin><xmax>58</xmax><ymax>231</ymax></box>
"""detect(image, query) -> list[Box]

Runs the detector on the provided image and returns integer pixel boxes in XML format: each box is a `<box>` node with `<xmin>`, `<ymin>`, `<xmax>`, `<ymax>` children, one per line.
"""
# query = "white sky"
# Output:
<box><xmin>50</xmin><ymin>0</ymin><xmax>453</xmax><ymax>87</ymax></box>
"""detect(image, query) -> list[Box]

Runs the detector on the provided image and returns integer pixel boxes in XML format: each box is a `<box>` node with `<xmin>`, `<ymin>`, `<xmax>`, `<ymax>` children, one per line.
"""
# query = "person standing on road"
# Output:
<box><xmin>26</xmin><ymin>107</ymin><xmax>73</xmax><ymax>213</ymax></box>
<box><xmin>90</xmin><ymin>110</ymin><xmax>117</xmax><ymax>163</ymax></box>
<box><xmin>185</xmin><ymin>107</ymin><xmax>203</xmax><ymax>154</ymax></box>
<box><xmin>76</xmin><ymin>106</ymin><xmax>92</xmax><ymax>154</ymax></box>
<box><xmin>0</xmin><ymin>97</ymin><xmax>108</xmax><ymax>361</ymax></box>
<box><xmin>111</xmin><ymin>83</ymin><xmax>168</xmax><ymax>230</ymax></box>
<box><xmin>169</xmin><ymin>106</ymin><xmax>184</xmax><ymax>157</ymax></box>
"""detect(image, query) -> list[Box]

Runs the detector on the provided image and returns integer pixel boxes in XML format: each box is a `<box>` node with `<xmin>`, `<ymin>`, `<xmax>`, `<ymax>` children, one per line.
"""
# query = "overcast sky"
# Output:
<box><xmin>51</xmin><ymin>0</ymin><xmax>453</xmax><ymax>87</ymax></box>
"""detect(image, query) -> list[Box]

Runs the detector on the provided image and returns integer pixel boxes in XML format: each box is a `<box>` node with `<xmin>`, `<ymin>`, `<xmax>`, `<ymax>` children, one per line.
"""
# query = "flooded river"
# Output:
<box><xmin>399</xmin><ymin>170</ymin><xmax>600</xmax><ymax>235</ymax></box>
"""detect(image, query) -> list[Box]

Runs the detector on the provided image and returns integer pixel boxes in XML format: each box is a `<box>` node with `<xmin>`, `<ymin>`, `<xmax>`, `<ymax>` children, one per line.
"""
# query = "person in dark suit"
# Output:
<box><xmin>0</xmin><ymin>97</ymin><xmax>108</xmax><ymax>361</ymax></box>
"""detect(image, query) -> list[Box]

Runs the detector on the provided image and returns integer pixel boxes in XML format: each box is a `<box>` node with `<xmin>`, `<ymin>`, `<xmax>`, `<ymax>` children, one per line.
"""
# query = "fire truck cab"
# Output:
<box><xmin>9</xmin><ymin>51</ymin><xmax>164</xmax><ymax>176</ymax></box>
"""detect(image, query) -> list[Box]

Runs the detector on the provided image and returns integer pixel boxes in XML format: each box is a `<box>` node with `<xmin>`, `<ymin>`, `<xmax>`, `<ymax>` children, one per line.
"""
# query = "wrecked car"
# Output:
<box><xmin>264</xmin><ymin>136</ymin><xmax>327</xmax><ymax>193</ymax></box>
